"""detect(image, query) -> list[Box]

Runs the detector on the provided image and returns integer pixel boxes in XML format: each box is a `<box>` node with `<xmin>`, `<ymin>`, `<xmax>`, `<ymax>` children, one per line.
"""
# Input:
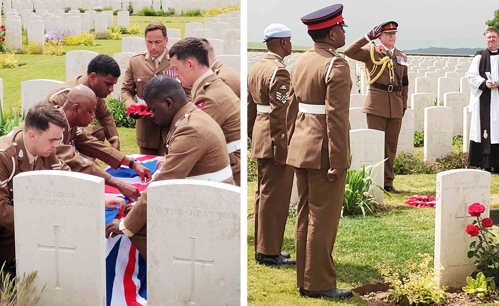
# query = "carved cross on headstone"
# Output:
<box><xmin>173</xmin><ymin>236</ymin><xmax>215</xmax><ymax>305</ymax></box>
<box><xmin>37</xmin><ymin>225</ymin><xmax>76</xmax><ymax>289</ymax></box>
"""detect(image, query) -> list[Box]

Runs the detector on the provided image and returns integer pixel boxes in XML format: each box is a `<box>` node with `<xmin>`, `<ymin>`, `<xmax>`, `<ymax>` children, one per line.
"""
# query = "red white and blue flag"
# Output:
<box><xmin>105</xmin><ymin>155</ymin><xmax>162</xmax><ymax>306</ymax></box>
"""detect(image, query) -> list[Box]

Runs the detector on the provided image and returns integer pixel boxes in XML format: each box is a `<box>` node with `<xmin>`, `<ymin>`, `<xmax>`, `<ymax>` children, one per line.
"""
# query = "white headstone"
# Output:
<box><xmin>65</xmin><ymin>50</ymin><xmax>98</xmax><ymax>80</ymax></box>
<box><xmin>349</xmin><ymin>107</ymin><xmax>367</xmax><ymax>130</ymax></box>
<box><xmin>397</xmin><ymin>108</ymin><xmax>414</xmax><ymax>154</ymax></box>
<box><xmin>415</xmin><ymin>76</ymin><xmax>436</xmax><ymax>101</ymax></box>
<box><xmin>460</xmin><ymin>76</ymin><xmax>470</xmax><ymax>102</ymax></box>
<box><xmin>424</xmin><ymin>106</ymin><xmax>453</xmax><ymax>162</ymax></box>
<box><xmin>437</xmin><ymin>77</ymin><xmax>460</xmax><ymax>105</ymax></box>
<box><xmin>206</xmin><ymin>38</ymin><xmax>224</xmax><ymax>57</ymax></box>
<box><xmin>167</xmin><ymin>28</ymin><xmax>181</xmax><ymax>39</ymax></box>
<box><xmin>435</xmin><ymin>169</ymin><xmax>490</xmax><ymax>287</ymax></box>
<box><xmin>223</xmin><ymin>29</ymin><xmax>239</xmax><ymax>54</ymax></box>
<box><xmin>117</xmin><ymin>10</ymin><xmax>129</xmax><ymax>29</ymax></box>
<box><xmin>184</xmin><ymin>22</ymin><xmax>203</xmax><ymax>37</ymax></box>
<box><xmin>411</xmin><ymin>92</ymin><xmax>433</xmax><ymax>131</ymax></box>
<box><xmin>21</xmin><ymin>79</ymin><xmax>64</xmax><ymax>114</ymax></box>
<box><xmin>350</xmin><ymin>94</ymin><xmax>366</xmax><ymax>108</ymax></box>
<box><xmin>94</xmin><ymin>13</ymin><xmax>108</xmax><ymax>34</ymax></box>
<box><xmin>463</xmin><ymin>106</ymin><xmax>472</xmax><ymax>153</ymax></box>
<box><xmin>148</xmin><ymin>180</ymin><xmax>240</xmax><ymax>305</ymax></box>
<box><xmin>350</xmin><ymin>129</ymin><xmax>384</xmax><ymax>204</ymax></box>
<box><xmin>121</xmin><ymin>36</ymin><xmax>146</xmax><ymax>53</ymax></box>
<box><xmin>27</xmin><ymin>18</ymin><xmax>45</xmax><ymax>45</ymax></box>
<box><xmin>67</xmin><ymin>14</ymin><xmax>82</xmax><ymax>36</ymax></box>
<box><xmin>5</xmin><ymin>16</ymin><xmax>22</xmax><ymax>50</ymax></box>
<box><xmin>111</xmin><ymin>51</ymin><xmax>134</xmax><ymax>99</ymax></box>
<box><xmin>14</xmin><ymin>171</ymin><xmax>106</xmax><ymax>306</ymax></box>
<box><xmin>443</xmin><ymin>92</ymin><xmax>467</xmax><ymax>136</ymax></box>
<box><xmin>216</xmin><ymin>55</ymin><xmax>240</xmax><ymax>73</ymax></box>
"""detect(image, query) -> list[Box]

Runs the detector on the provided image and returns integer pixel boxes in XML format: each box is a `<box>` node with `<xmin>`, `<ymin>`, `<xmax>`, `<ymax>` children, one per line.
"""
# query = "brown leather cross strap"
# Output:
<box><xmin>371</xmin><ymin>82</ymin><xmax>402</xmax><ymax>92</ymax></box>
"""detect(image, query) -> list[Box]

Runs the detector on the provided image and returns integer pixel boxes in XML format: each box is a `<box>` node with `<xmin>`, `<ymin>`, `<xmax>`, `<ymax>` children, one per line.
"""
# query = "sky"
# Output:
<box><xmin>247</xmin><ymin>0</ymin><xmax>498</xmax><ymax>50</ymax></box>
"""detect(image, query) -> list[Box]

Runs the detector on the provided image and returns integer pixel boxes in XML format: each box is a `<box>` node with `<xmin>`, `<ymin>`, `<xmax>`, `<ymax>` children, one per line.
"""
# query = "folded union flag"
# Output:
<box><xmin>105</xmin><ymin>155</ymin><xmax>163</xmax><ymax>306</ymax></box>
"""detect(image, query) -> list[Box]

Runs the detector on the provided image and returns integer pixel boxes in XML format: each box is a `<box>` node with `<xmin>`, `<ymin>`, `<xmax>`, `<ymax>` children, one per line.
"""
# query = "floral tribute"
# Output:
<box><xmin>404</xmin><ymin>195</ymin><xmax>436</xmax><ymax>208</ymax></box>
<box><xmin>126</xmin><ymin>104</ymin><xmax>152</xmax><ymax>118</ymax></box>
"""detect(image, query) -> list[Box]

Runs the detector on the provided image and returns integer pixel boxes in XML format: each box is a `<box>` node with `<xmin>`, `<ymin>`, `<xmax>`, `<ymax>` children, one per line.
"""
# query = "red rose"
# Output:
<box><xmin>481</xmin><ymin>218</ymin><xmax>493</xmax><ymax>228</ymax></box>
<box><xmin>468</xmin><ymin>202</ymin><xmax>486</xmax><ymax>217</ymax></box>
<box><xmin>0</xmin><ymin>25</ymin><xmax>5</xmax><ymax>31</ymax></box>
<box><xmin>465</xmin><ymin>224</ymin><xmax>480</xmax><ymax>237</ymax></box>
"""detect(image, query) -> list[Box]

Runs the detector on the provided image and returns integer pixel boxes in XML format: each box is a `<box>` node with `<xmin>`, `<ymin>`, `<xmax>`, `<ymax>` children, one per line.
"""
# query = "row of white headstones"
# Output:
<box><xmin>14</xmin><ymin>171</ymin><xmax>240</xmax><ymax>305</ymax></box>
<box><xmin>4</xmin><ymin>8</ymin><xmax>240</xmax><ymax>55</ymax></box>
<box><xmin>5</xmin><ymin>0</ymin><xmax>240</xmax><ymax>12</ymax></box>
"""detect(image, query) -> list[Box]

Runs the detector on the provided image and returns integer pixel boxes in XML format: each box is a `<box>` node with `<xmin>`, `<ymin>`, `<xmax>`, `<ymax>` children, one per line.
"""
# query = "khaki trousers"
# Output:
<box><xmin>254</xmin><ymin>158</ymin><xmax>293</xmax><ymax>255</ymax></box>
<box><xmin>366</xmin><ymin>114</ymin><xmax>402</xmax><ymax>187</ymax></box>
<box><xmin>295</xmin><ymin>168</ymin><xmax>346</xmax><ymax>291</ymax></box>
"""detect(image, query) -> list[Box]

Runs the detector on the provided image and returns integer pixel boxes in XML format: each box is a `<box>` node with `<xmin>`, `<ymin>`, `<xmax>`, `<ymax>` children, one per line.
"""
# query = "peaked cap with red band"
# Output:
<box><xmin>301</xmin><ymin>4</ymin><xmax>347</xmax><ymax>31</ymax></box>
<box><xmin>381</xmin><ymin>21</ymin><xmax>398</xmax><ymax>33</ymax></box>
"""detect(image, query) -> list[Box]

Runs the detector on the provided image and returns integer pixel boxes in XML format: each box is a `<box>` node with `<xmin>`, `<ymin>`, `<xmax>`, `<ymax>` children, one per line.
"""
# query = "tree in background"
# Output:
<box><xmin>486</xmin><ymin>10</ymin><xmax>499</xmax><ymax>30</ymax></box>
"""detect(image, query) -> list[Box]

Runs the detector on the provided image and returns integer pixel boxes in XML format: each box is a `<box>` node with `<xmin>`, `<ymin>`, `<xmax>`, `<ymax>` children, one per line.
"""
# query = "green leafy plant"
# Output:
<box><xmin>0</xmin><ymin>53</ymin><xmax>19</xmax><ymax>69</ymax></box>
<box><xmin>463</xmin><ymin>272</ymin><xmax>495</xmax><ymax>300</ymax></box>
<box><xmin>0</xmin><ymin>25</ymin><xmax>6</xmax><ymax>53</ymax></box>
<box><xmin>394</xmin><ymin>153</ymin><xmax>433</xmax><ymax>175</ymax></box>
<box><xmin>432</xmin><ymin>151</ymin><xmax>468</xmax><ymax>172</ymax></box>
<box><xmin>62</xmin><ymin>32</ymin><xmax>95</xmax><ymax>46</ymax></box>
<box><xmin>128</xmin><ymin>24</ymin><xmax>141</xmax><ymax>35</ymax></box>
<box><xmin>0</xmin><ymin>108</ymin><xmax>20</xmax><ymax>136</ymax></box>
<box><xmin>247</xmin><ymin>139</ymin><xmax>257</xmax><ymax>182</ymax></box>
<box><xmin>180</xmin><ymin>8</ymin><xmax>202</xmax><ymax>16</ymax></box>
<box><xmin>107</xmin><ymin>26</ymin><xmax>122</xmax><ymax>40</ymax></box>
<box><xmin>119</xmin><ymin>26</ymin><xmax>129</xmax><ymax>34</ymax></box>
<box><xmin>43</xmin><ymin>40</ymin><xmax>65</xmax><ymax>56</ymax></box>
<box><xmin>414</xmin><ymin>130</ymin><xmax>424</xmax><ymax>147</ymax></box>
<box><xmin>26</xmin><ymin>43</ymin><xmax>43</xmax><ymax>54</ymax></box>
<box><xmin>378</xmin><ymin>253</ymin><xmax>447</xmax><ymax>305</ymax></box>
<box><xmin>342</xmin><ymin>163</ymin><xmax>384</xmax><ymax>217</ymax></box>
<box><xmin>107</xmin><ymin>98</ymin><xmax>135</xmax><ymax>128</ymax></box>
<box><xmin>0</xmin><ymin>264</ymin><xmax>44</xmax><ymax>306</ymax></box>
<box><xmin>465</xmin><ymin>202</ymin><xmax>499</xmax><ymax>281</ymax></box>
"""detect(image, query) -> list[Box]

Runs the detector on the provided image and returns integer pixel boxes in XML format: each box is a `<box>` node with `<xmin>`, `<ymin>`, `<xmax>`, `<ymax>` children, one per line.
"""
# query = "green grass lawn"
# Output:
<box><xmin>247</xmin><ymin>170</ymin><xmax>499</xmax><ymax>305</ymax></box>
<box><xmin>0</xmin><ymin>15</ymin><xmax>205</xmax><ymax>111</ymax></box>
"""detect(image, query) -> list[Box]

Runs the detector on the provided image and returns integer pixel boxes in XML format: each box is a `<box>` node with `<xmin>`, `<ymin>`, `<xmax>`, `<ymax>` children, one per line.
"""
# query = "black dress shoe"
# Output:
<box><xmin>255</xmin><ymin>253</ymin><xmax>296</xmax><ymax>266</ymax></box>
<box><xmin>299</xmin><ymin>288</ymin><xmax>353</xmax><ymax>299</ymax></box>
<box><xmin>280</xmin><ymin>251</ymin><xmax>291</xmax><ymax>258</ymax></box>
<box><xmin>384</xmin><ymin>185</ymin><xmax>401</xmax><ymax>194</ymax></box>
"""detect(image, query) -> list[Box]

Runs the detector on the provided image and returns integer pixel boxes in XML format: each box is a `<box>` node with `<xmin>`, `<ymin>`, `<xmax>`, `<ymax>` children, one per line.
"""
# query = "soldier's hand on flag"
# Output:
<box><xmin>105</xmin><ymin>196</ymin><xmax>125</xmax><ymax>209</ymax></box>
<box><xmin>117</xmin><ymin>182</ymin><xmax>140</xmax><ymax>201</ymax></box>
<box><xmin>106</xmin><ymin>219</ymin><xmax>122</xmax><ymax>238</ymax></box>
<box><xmin>132</xmin><ymin>162</ymin><xmax>152</xmax><ymax>183</ymax></box>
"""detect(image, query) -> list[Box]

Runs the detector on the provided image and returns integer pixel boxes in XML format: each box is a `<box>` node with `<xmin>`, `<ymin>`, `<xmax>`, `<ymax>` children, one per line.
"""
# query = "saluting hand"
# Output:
<box><xmin>110</xmin><ymin>138</ymin><xmax>120</xmax><ymax>150</ymax></box>
<box><xmin>367</xmin><ymin>24</ymin><xmax>383</xmax><ymax>40</ymax></box>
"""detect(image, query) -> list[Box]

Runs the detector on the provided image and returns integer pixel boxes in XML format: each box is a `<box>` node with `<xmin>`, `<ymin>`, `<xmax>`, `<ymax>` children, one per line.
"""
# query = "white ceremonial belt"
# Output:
<box><xmin>226</xmin><ymin>140</ymin><xmax>241</xmax><ymax>154</ymax></box>
<box><xmin>187</xmin><ymin>165</ymin><xmax>232</xmax><ymax>182</ymax></box>
<box><xmin>299</xmin><ymin>103</ymin><xmax>326</xmax><ymax>114</ymax></box>
<box><xmin>135</xmin><ymin>96</ymin><xmax>146</xmax><ymax>104</ymax></box>
<box><xmin>256</xmin><ymin>104</ymin><xmax>271</xmax><ymax>113</ymax></box>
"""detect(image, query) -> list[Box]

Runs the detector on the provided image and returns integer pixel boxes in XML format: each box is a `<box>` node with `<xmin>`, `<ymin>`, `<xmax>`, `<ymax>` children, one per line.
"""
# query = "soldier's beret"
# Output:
<box><xmin>263</xmin><ymin>23</ymin><xmax>292</xmax><ymax>42</ymax></box>
<box><xmin>301</xmin><ymin>4</ymin><xmax>347</xmax><ymax>31</ymax></box>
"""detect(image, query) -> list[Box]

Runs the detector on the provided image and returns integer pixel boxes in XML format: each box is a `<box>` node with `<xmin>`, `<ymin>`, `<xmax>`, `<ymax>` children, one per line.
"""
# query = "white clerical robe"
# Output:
<box><xmin>465</xmin><ymin>52</ymin><xmax>499</xmax><ymax>144</ymax></box>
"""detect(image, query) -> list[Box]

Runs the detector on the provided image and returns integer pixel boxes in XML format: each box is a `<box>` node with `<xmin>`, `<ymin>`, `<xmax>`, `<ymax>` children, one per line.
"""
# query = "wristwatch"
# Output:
<box><xmin>128</xmin><ymin>159</ymin><xmax>137</xmax><ymax>168</ymax></box>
